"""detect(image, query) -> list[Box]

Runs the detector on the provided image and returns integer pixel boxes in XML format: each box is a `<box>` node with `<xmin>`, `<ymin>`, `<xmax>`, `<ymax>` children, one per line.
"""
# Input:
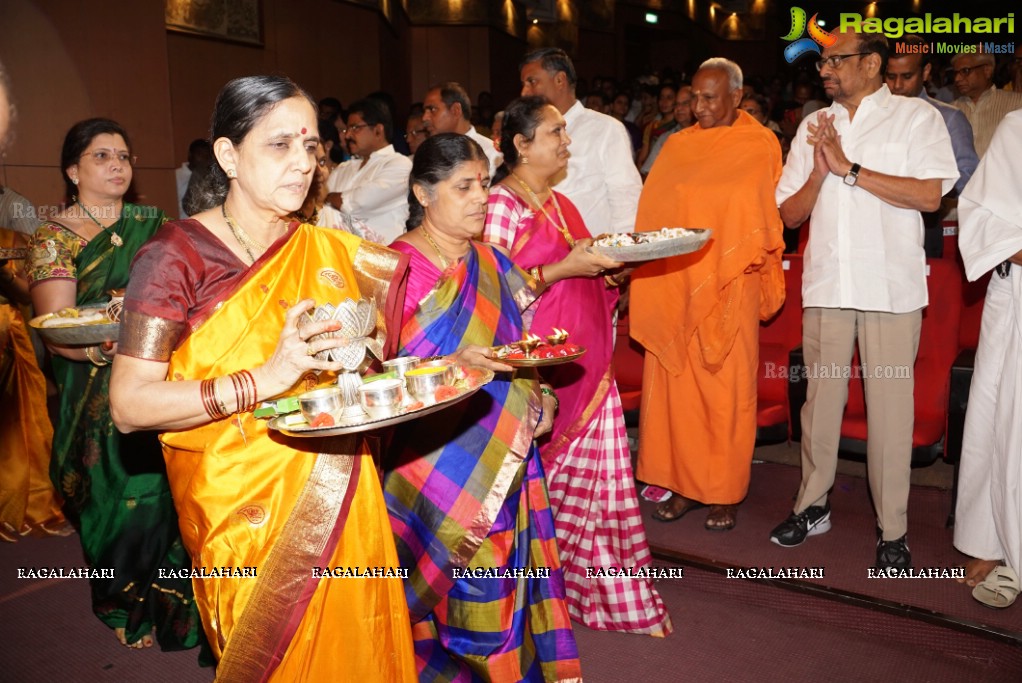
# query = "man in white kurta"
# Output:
<box><xmin>520</xmin><ymin>48</ymin><xmax>641</xmax><ymax>235</ymax></box>
<box><xmin>326</xmin><ymin>98</ymin><xmax>412</xmax><ymax>245</ymax></box>
<box><xmin>421</xmin><ymin>82</ymin><xmax>502</xmax><ymax>177</ymax></box>
<box><xmin>954</xmin><ymin>110</ymin><xmax>1022</xmax><ymax>585</ymax></box>
<box><xmin>772</xmin><ymin>29</ymin><xmax>957</xmax><ymax>570</ymax></box>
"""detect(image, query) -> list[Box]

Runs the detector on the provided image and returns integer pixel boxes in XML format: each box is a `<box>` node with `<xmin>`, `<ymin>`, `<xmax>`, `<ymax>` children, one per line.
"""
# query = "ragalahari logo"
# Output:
<box><xmin>781</xmin><ymin>7</ymin><xmax>837</xmax><ymax>63</ymax></box>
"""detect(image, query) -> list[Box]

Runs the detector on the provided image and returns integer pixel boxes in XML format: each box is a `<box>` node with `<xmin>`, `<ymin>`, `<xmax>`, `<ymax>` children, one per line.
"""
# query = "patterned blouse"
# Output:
<box><xmin>27</xmin><ymin>222</ymin><xmax>88</xmax><ymax>286</ymax></box>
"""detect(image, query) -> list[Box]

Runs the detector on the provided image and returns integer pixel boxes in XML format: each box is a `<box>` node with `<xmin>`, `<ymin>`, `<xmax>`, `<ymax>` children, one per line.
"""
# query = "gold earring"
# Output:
<box><xmin>226</xmin><ymin>168</ymin><xmax>237</xmax><ymax>179</ymax></box>
<box><xmin>521</xmin><ymin>156</ymin><xmax>529</xmax><ymax>165</ymax></box>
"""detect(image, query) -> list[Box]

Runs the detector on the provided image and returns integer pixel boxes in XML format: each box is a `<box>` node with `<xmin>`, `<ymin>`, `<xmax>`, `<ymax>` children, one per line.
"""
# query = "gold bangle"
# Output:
<box><xmin>212</xmin><ymin>376</ymin><xmax>230</xmax><ymax>417</ymax></box>
<box><xmin>85</xmin><ymin>346</ymin><xmax>110</xmax><ymax>367</ymax></box>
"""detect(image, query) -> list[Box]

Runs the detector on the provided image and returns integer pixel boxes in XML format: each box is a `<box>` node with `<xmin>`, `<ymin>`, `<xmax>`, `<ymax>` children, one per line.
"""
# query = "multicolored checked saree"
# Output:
<box><xmin>120</xmin><ymin>220</ymin><xmax>416</xmax><ymax>682</ymax></box>
<box><xmin>385</xmin><ymin>240</ymin><xmax>582</xmax><ymax>683</ymax></box>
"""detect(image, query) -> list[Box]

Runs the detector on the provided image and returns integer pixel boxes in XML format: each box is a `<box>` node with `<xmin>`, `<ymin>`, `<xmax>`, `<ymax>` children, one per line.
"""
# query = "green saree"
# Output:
<box><xmin>30</xmin><ymin>205</ymin><xmax>203</xmax><ymax>651</ymax></box>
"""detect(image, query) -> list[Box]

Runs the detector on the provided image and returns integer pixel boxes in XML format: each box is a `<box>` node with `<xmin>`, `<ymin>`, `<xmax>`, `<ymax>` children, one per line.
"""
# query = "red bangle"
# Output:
<box><xmin>238</xmin><ymin>369</ymin><xmax>258</xmax><ymax>412</ymax></box>
<box><xmin>228</xmin><ymin>372</ymin><xmax>244</xmax><ymax>414</ymax></box>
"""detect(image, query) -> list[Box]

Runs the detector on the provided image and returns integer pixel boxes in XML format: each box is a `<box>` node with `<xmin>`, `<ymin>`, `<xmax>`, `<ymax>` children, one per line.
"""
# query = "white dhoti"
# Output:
<box><xmin>954</xmin><ymin>273</ymin><xmax>1022</xmax><ymax>571</ymax></box>
<box><xmin>954</xmin><ymin>110</ymin><xmax>1022</xmax><ymax>573</ymax></box>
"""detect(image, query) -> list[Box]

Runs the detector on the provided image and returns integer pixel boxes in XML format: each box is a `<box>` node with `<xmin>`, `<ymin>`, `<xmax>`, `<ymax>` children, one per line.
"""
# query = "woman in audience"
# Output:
<box><xmin>109</xmin><ymin>75</ymin><xmax>415</xmax><ymax>680</ymax></box>
<box><xmin>384</xmin><ymin>132</ymin><xmax>584</xmax><ymax>681</ymax></box>
<box><xmin>482</xmin><ymin>96</ymin><xmax>672</xmax><ymax>636</ymax></box>
<box><xmin>636</xmin><ymin>84</ymin><xmax>679</xmax><ymax>170</ymax></box>
<box><xmin>28</xmin><ymin>118</ymin><xmax>200</xmax><ymax>651</ymax></box>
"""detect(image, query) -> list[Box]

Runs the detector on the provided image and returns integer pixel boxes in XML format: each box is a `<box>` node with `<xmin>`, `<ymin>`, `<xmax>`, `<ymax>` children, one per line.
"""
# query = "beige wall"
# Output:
<box><xmin>166</xmin><ymin>0</ymin><xmax>386</xmax><ymax>166</ymax></box>
<box><xmin>0</xmin><ymin>0</ymin><xmax>525</xmax><ymax>220</ymax></box>
<box><xmin>0</xmin><ymin>0</ymin><xmax>176</xmax><ymax>213</ymax></box>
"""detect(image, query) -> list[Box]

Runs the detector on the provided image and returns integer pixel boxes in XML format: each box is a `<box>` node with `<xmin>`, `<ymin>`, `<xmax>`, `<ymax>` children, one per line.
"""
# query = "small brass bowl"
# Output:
<box><xmin>405</xmin><ymin>364</ymin><xmax>454</xmax><ymax>403</ymax></box>
<box><xmin>358</xmin><ymin>378</ymin><xmax>404</xmax><ymax>418</ymax></box>
<box><xmin>382</xmin><ymin>356</ymin><xmax>421</xmax><ymax>378</ymax></box>
<box><xmin>297</xmin><ymin>387</ymin><xmax>343</xmax><ymax>424</ymax></box>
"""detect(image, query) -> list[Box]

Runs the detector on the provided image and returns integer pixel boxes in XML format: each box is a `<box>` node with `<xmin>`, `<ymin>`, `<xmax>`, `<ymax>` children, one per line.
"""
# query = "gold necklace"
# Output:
<box><xmin>509</xmin><ymin>171</ymin><xmax>576</xmax><ymax>247</ymax></box>
<box><xmin>221</xmin><ymin>204</ymin><xmax>269</xmax><ymax>264</ymax></box>
<box><xmin>420</xmin><ymin>224</ymin><xmax>463</xmax><ymax>271</ymax></box>
<box><xmin>76</xmin><ymin>200</ymin><xmax>124</xmax><ymax>247</ymax></box>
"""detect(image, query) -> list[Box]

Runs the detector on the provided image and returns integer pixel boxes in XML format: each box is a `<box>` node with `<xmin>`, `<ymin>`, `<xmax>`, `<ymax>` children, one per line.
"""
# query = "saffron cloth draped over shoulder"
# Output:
<box><xmin>385</xmin><ymin>241</ymin><xmax>582</xmax><ymax>682</ymax></box>
<box><xmin>630</xmin><ymin>112</ymin><xmax>786</xmax><ymax>375</ymax></box>
<box><xmin>630</xmin><ymin>111</ymin><xmax>786</xmax><ymax>506</ymax></box>
<box><xmin>119</xmin><ymin>220</ymin><xmax>416</xmax><ymax>682</ymax></box>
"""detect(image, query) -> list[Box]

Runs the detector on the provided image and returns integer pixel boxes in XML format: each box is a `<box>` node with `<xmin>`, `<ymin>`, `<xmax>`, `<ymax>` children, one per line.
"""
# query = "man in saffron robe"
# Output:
<box><xmin>630</xmin><ymin>58</ymin><xmax>786</xmax><ymax>531</ymax></box>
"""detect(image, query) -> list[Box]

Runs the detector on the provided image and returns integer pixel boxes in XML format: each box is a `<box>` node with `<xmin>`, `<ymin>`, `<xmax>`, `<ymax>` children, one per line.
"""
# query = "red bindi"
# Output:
<box><xmin>300</xmin><ymin>127</ymin><xmax>307</xmax><ymax>135</ymax></box>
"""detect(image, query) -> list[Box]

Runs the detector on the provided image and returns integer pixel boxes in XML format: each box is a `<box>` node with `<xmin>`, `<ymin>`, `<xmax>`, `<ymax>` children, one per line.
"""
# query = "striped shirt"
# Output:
<box><xmin>953</xmin><ymin>86</ymin><xmax>1022</xmax><ymax>157</ymax></box>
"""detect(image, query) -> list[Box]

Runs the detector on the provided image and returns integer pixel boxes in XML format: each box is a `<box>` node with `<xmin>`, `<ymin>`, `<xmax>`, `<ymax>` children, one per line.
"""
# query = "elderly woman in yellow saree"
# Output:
<box><xmin>109</xmin><ymin>75</ymin><xmax>415</xmax><ymax>681</ymax></box>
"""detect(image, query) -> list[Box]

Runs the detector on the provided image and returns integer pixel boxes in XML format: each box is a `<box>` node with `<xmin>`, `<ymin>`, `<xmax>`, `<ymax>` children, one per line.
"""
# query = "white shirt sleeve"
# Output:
<box><xmin>602</xmin><ymin>121</ymin><xmax>642</xmax><ymax>234</ymax></box>
<box><xmin>344</xmin><ymin>155</ymin><xmax>413</xmax><ymax>217</ymax></box>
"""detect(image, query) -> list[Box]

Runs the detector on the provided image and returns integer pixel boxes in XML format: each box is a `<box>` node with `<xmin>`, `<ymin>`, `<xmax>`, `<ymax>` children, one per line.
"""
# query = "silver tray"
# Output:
<box><xmin>268</xmin><ymin>368</ymin><xmax>494</xmax><ymax>437</ymax></box>
<box><xmin>593</xmin><ymin>228</ymin><xmax>712</xmax><ymax>262</ymax></box>
<box><xmin>29</xmin><ymin>305</ymin><xmax>118</xmax><ymax>346</ymax></box>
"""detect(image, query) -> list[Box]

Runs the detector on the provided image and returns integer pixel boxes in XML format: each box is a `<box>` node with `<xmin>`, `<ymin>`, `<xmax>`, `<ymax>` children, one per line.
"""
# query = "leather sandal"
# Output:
<box><xmin>652</xmin><ymin>496</ymin><xmax>705</xmax><ymax>522</ymax></box>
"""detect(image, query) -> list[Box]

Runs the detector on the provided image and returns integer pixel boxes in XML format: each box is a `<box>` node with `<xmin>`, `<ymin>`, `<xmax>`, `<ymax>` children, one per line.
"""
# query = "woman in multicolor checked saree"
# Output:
<box><xmin>384</xmin><ymin>133</ymin><xmax>582</xmax><ymax>682</ymax></box>
<box><xmin>482</xmin><ymin>97</ymin><xmax>672</xmax><ymax>635</ymax></box>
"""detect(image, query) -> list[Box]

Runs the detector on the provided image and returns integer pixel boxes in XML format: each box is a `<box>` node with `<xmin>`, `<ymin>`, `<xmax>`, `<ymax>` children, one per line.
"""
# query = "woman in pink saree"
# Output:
<box><xmin>482</xmin><ymin>96</ymin><xmax>672</xmax><ymax>636</ymax></box>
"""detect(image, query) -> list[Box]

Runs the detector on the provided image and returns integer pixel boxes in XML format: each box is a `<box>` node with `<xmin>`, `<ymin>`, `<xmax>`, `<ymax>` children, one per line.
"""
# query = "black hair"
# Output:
<box><xmin>318</xmin><ymin>97</ymin><xmax>342</xmax><ymax>114</ymax></box>
<box><xmin>189</xmin><ymin>75</ymin><xmax>315</xmax><ymax>213</ymax></box>
<box><xmin>897</xmin><ymin>35</ymin><xmax>931</xmax><ymax>69</ymax></box>
<box><xmin>60</xmin><ymin>118</ymin><xmax>132</xmax><ymax>200</ymax></box>
<box><xmin>494</xmin><ymin>95</ymin><xmax>550</xmax><ymax>183</ymax></box>
<box><xmin>348</xmin><ymin>97</ymin><xmax>394</xmax><ymax>143</ymax></box>
<box><xmin>520</xmin><ymin>48</ymin><xmax>578</xmax><ymax>88</ymax></box>
<box><xmin>430</xmin><ymin>82</ymin><xmax>472</xmax><ymax>121</ymax></box>
<box><xmin>188</xmin><ymin>138</ymin><xmax>211</xmax><ymax>155</ymax></box>
<box><xmin>406</xmin><ymin>133</ymin><xmax>488</xmax><ymax>230</ymax></box>
<box><xmin>858</xmin><ymin>32</ymin><xmax>891</xmax><ymax>74</ymax></box>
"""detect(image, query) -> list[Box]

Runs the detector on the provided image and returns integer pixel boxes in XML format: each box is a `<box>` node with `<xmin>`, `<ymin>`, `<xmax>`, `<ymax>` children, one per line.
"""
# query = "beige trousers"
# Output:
<box><xmin>795</xmin><ymin>307</ymin><xmax>922</xmax><ymax>541</ymax></box>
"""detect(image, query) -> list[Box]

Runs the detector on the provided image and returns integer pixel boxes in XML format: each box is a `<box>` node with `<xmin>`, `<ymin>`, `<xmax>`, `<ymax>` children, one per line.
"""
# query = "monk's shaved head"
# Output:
<box><xmin>691</xmin><ymin>66</ymin><xmax>742</xmax><ymax>129</ymax></box>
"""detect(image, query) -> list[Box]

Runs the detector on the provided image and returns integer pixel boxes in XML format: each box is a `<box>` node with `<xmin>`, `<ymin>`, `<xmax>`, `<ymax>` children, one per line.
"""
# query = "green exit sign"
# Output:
<box><xmin>645</xmin><ymin>12</ymin><xmax>658</xmax><ymax>24</ymax></box>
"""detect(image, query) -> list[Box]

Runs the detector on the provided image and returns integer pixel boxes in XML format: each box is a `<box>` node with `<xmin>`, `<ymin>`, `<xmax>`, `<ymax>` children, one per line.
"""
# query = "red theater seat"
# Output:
<box><xmin>613</xmin><ymin>311</ymin><xmax>645</xmax><ymax>415</ymax></box>
<box><xmin>757</xmin><ymin>255</ymin><xmax>804</xmax><ymax>442</ymax></box>
<box><xmin>790</xmin><ymin>259</ymin><xmax>962</xmax><ymax>465</ymax></box>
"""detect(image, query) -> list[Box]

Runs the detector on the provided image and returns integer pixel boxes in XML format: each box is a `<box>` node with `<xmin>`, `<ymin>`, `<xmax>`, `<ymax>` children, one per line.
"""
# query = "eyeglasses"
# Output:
<box><xmin>951</xmin><ymin>65</ymin><xmax>986</xmax><ymax>77</ymax></box>
<box><xmin>81</xmin><ymin>150</ymin><xmax>136</xmax><ymax>166</ymax></box>
<box><xmin>404</xmin><ymin>128</ymin><xmax>428</xmax><ymax>140</ymax></box>
<box><xmin>340</xmin><ymin>123</ymin><xmax>370</xmax><ymax>135</ymax></box>
<box><xmin>815</xmin><ymin>52</ymin><xmax>871</xmax><ymax>71</ymax></box>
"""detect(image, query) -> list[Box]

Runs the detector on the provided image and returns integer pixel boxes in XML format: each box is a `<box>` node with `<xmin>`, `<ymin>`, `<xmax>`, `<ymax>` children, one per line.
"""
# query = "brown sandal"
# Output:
<box><xmin>652</xmin><ymin>496</ymin><xmax>705</xmax><ymax>522</ymax></box>
<box><xmin>705</xmin><ymin>504</ymin><xmax>738</xmax><ymax>531</ymax></box>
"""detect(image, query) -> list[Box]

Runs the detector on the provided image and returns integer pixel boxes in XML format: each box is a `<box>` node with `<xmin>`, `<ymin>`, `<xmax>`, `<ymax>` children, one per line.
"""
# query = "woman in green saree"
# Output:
<box><xmin>28</xmin><ymin>119</ymin><xmax>202</xmax><ymax>653</ymax></box>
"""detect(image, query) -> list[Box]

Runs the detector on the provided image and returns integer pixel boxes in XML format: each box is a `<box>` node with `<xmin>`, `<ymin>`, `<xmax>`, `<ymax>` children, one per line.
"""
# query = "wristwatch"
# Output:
<box><xmin>843</xmin><ymin>162</ymin><xmax>861</xmax><ymax>186</ymax></box>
